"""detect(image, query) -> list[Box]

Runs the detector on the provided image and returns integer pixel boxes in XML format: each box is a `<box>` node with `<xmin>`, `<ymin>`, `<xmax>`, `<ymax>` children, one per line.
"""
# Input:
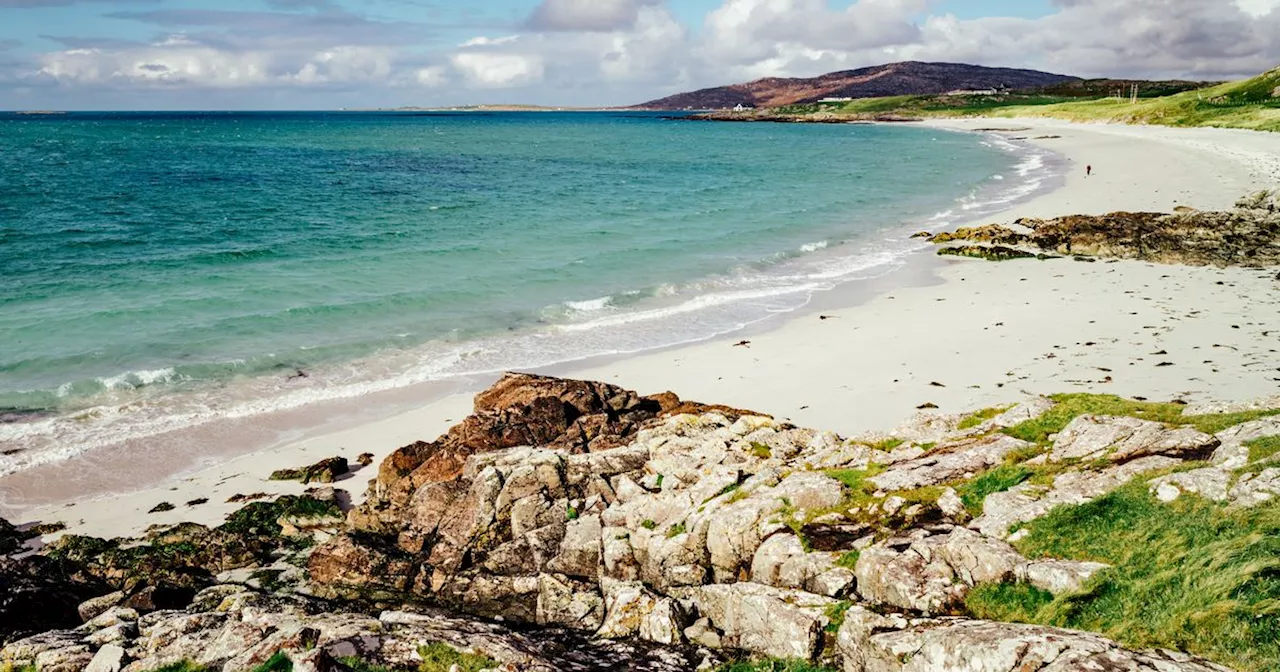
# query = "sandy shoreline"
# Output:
<box><xmin>5</xmin><ymin>117</ymin><xmax>1280</xmax><ymax>540</ymax></box>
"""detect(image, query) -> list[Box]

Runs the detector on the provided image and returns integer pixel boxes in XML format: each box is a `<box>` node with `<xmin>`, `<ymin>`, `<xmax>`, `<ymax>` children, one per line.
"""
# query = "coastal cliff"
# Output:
<box><xmin>3</xmin><ymin>369</ymin><xmax>1279</xmax><ymax>672</ymax></box>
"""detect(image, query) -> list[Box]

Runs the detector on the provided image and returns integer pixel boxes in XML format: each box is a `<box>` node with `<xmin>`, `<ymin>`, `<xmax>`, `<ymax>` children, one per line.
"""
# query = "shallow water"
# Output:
<box><xmin>0</xmin><ymin>111</ymin><xmax>1055</xmax><ymax>475</ymax></box>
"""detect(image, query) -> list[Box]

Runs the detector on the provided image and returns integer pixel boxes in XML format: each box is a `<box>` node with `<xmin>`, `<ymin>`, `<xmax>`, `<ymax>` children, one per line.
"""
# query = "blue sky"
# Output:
<box><xmin>0</xmin><ymin>0</ymin><xmax>1275</xmax><ymax>109</ymax></box>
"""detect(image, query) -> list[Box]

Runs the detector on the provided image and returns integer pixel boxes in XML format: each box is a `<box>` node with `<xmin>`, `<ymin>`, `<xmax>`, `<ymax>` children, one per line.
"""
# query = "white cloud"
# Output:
<box><xmin>18</xmin><ymin>0</ymin><xmax>1280</xmax><ymax>105</ymax></box>
<box><xmin>1235</xmin><ymin>0</ymin><xmax>1279</xmax><ymax>17</ymax></box>
<box><xmin>450</xmin><ymin>52</ymin><xmax>545</xmax><ymax>88</ymax></box>
<box><xmin>527</xmin><ymin>0</ymin><xmax>663</xmax><ymax>32</ymax></box>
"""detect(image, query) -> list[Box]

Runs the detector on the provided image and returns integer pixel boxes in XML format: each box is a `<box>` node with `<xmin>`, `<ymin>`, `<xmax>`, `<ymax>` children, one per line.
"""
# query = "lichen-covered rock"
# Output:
<box><xmin>1049</xmin><ymin>415</ymin><xmax>1219</xmax><ymax>463</ymax></box>
<box><xmin>869</xmin><ymin>434</ymin><xmax>1034</xmax><ymax>492</ymax></box>
<box><xmin>1229</xmin><ymin>468</ymin><xmax>1280</xmax><ymax>508</ymax></box>
<box><xmin>836</xmin><ymin>615</ymin><xmax>1234</xmax><ymax>672</ymax></box>
<box><xmin>749</xmin><ymin>534</ymin><xmax>855</xmax><ymax>598</ymax></box>
<box><xmin>1150</xmin><ymin>468</ymin><xmax>1233</xmax><ymax>502</ymax></box>
<box><xmin>1212</xmin><ymin>417</ymin><xmax>1280</xmax><ymax>469</ymax></box>
<box><xmin>595</xmin><ymin>579</ymin><xmax>685</xmax><ymax>645</ymax></box>
<box><xmin>1016</xmin><ymin>559</ymin><xmax>1110</xmax><ymax>595</ymax></box>
<box><xmin>854</xmin><ymin>529</ymin><xmax>1023</xmax><ymax>614</ymax></box>
<box><xmin>681</xmin><ymin>583</ymin><xmax>835</xmax><ymax>661</ymax></box>
<box><xmin>270</xmin><ymin>456</ymin><xmax>349</xmax><ymax>484</ymax></box>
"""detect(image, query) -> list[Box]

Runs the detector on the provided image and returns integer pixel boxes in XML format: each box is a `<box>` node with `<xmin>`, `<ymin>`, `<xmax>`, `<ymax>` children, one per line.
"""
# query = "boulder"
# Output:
<box><xmin>1049</xmin><ymin>415</ymin><xmax>1218</xmax><ymax>463</ymax></box>
<box><xmin>1015</xmin><ymin>559</ymin><xmax>1110</xmax><ymax>595</ymax></box>
<box><xmin>750</xmin><ymin>534</ymin><xmax>854</xmax><ymax>598</ymax></box>
<box><xmin>1212</xmin><ymin>417</ymin><xmax>1280</xmax><ymax>470</ymax></box>
<box><xmin>684</xmin><ymin>583</ymin><xmax>836</xmax><ymax>661</ymax></box>
<box><xmin>1229</xmin><ymin>468</ymin><xmax>1280</xmax><ymax>508</ymax></box>
<box><xmin>307</xmin><ymin>533</ymin><xmax>418</xmax><ymax>600</ymax></box>
<box><xmin>854</xmin><ymin>529</ymin><xmax>1022</xmax><ymax>614</ymax></box>
<box><xmin>595</xmin><ymin>579</ymin><xmax>685</xmax><ymax>645</ymax></box>
<box><xmin>1150</xmin><ymin>468</ymin><xmax>1233</xmax><ymax>503</ymax></box>
<box><xmin>270</xmin><ymin>456</ymin><xmax>349</xmax><ymax>484</ymax></box>
<box><xmin>869</xmin><ymin>434</ymin><xmax>1033</xmax><ymax>492</ymax></box>
<box><xmin>84</xmin><ymin>644</ymin><xmax>126</xmax><ymax>672</ymax></box>
<box><xmin>836</xmin><ymin>615</ymin><xmax>1234</xmax><ymax>672</ymax></box>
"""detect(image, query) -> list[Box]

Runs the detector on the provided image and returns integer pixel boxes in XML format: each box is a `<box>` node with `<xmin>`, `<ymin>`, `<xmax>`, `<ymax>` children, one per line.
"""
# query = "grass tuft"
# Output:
<box><xmin>955</xmin><ymin>464</ymin><xmax>1034</xmax><ymax>516</ymax></box>
<box><xmin>1001</xmin><ymin>393</ymin><xmax>1280</xmax><ymax>445</ymax></box>
<box><xmin>965</xmin><ymin>582</ymin><xmax>1055</xmax><ymax>623</ymax></box>
<box><xmin>835</xmin><ymin>550</ymin><xmax>860</xmax><ymax>569</ymax></box>
<box><xmin>1009</xmin><ymin>481</ymin><xmax>1280</xmax><ymax>672</ymax></box>
<box><xmin>958</xmin><ymin>405</ymin><xmax>1014</xmax><ymax>430</ymax></box>
<box><xmin>1246</xmin><ymin>436</ymin><xmax>1280</xmax><ymax>465</ymax></box>
<box><xmin>417</xmin><ymin>643</ymin><xmax>497</xmax><ymax>672</ymax></box>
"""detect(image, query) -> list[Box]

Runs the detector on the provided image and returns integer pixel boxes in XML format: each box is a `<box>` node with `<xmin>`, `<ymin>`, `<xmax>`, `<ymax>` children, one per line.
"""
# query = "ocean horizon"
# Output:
<box><xmin>0</xmin><ymin>110</ymin><xmax>1058</xmax><ymax>479</ymax></box>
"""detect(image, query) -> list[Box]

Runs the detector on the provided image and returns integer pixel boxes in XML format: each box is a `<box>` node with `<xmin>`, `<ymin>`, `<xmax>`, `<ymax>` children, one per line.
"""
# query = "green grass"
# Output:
<box><xmin>1007</xmin><ymin>481</ymin><xmax>1280</xmax><ymax>672</ymax></box>
<box><xmin>750</xmin><ymin>442</ymin><xmax>773</xmax><ymax>459</ymax></box>
<box><xmin>715</xmin><ymin>660</ymin><xmax>839</xmax><ymax>672</ymax></box>
<box><xmin>1247</xmin><ymin>436</ymin><xmax>1280</xmax><ymax>465</ymax></box>
<box><xmin>835</xmin><ymin>550</ymin><xmax>860</xmax><ymax>569</ymax></box>
<box><xmin>338</xmin><ymin>659</ymin><xmax>401</xmax><ymax>672</ymax></box>
<box><xmin>250</xmin><ymin>653</ymin><xmax>292</xmax><ymax>672</ymax></box>
<box><xmin>955</xmin><ymin>464</ymin><xmax>1034</xmax><ymax>516</ymax></box>
<box><xmin>2</xmin><ymin>665</ymin><xmax>40</xmax><ymax>672</ymax></box>
<box><xmin>417</xmin><ymin>643</ymin><xmax>497</xmax><ymax>672</ymax></box>
<box><xmin>958</xmin><ymin>405</ymin><xmax>1014</xmax><ymax>430</ymax></box>
<box><xmin>1000</xmin><ymin>394</ymin><xmax>1280</xmax><ymax>445</ymax></box>
<box><xmin>965</xmin><ymin>582</ymin><xmax>1055</xmax><ymax>623</ymax></box>
<box><xmin>667</xmin><ymin>522</ymin><xmax>687</xmax><ymax>538</ymax></box>
<box><xmin>823</xmin><ymin>466</ymin><xmax>883</xmax><ymax>491</ymax></box>
<box><xmin>823</xmin><ymin>600</ymin><xmax>853</xmax><ymax>633</ymax></box>
<box><xmin>640</xmin><ymin>519</ymin><xmax>657</xmax><ymax>530</ymax></box>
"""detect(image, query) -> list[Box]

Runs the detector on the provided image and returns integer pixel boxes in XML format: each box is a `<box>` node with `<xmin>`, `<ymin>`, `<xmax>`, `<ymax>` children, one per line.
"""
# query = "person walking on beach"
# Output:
<box><xmin>1086</xmin><ymin>164</ymin><xmax>1093</xmax><ymax>177</ymax></box>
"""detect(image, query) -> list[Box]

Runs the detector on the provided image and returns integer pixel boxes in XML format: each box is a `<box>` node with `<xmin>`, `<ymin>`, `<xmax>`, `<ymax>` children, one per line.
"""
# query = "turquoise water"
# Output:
<box><xmin>0</xmin><ymin>111</ymin><xmax>1052</xmax><ymax>472</ymax></box>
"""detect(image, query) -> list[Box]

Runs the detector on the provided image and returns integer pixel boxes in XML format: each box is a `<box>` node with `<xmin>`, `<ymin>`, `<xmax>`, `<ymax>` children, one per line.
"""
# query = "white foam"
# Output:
<box><xmin>799</xmin><ymin>240</ymin><xmax>829</xmax><ymax>253</ymax></box>
<box><xmin>564</xmin><ymin>296</ymin><xmax>614</xmax><ymax>313</ymax></box>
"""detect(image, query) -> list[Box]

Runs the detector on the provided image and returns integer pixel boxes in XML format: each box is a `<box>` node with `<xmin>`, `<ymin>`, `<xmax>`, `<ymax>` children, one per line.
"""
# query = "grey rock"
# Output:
<box><xmin>1050</xmin><ymin>415</ymin><xmax>1218</xmax><ymax>463</ymax></box>
<box><xmin>683</xmin><ymin>582</ymin><xmax>835</xmax><ymax>661</ymax></box>
<box><xmin>1150</xmin><ymin>468</ymin><xmax>1233</xmax><ymax>502</ymax></box>
<box><xmin>1229</xmin><ymin>468</ymin><xmax>1280</xmax><ymax>508</ymax></box>
<box><xmin>1016</xmin><ymin>559</ymin><xmax>1110</xmax><ymax>595</ymax></box>
<box><xmin>869</xmin><ymin>434</ymin><xmax>1033</xmax><ymax>492</ymax></box>
<box><xmin>837</xmin><ymin>616</ymin><xmax>1234</xmax><ymax>672</ymax></box>
<box><xmin>85</xmin><ymin>644</ymin><xmax>127</xmax><ymax>672</ymax></box>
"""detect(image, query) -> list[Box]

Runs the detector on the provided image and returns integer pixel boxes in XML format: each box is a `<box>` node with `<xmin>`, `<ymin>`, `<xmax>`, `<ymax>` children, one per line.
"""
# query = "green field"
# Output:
<box><xmin>773</xmin><ymin>67</ymin><xmax>1280</xmax><ymax>132</ymax></box>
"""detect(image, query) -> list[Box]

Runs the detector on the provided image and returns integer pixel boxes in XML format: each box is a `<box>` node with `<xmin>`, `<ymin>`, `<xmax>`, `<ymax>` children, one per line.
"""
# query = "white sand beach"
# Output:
<box><xmin>8</xmin><ymin>117</ymin><xmax>1280</xmax><ymax>541</ymax></box>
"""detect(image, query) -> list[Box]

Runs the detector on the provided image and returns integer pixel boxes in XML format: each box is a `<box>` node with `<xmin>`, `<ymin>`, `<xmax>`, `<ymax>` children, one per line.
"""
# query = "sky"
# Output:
<box><xmin>1</xmin><ymin>0</ymin><xmax>1278</xmax><ymax>109</ymax></box>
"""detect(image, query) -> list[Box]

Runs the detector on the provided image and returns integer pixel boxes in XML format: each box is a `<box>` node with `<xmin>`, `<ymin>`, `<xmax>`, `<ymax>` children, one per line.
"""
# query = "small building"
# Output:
<box><xmin>818</xmin><ymin>97</ymin><xmax>853</xmax><ymax>103</ymax></box>
<box><xmin>943</xmin><ymin>88</ymin><xmax>1000</xmax><ymax>96</ymax></box>
<box><xmin>732</xmin><ymin>103</ymin><xmax>755</xmax><ymax>112</ymax></box>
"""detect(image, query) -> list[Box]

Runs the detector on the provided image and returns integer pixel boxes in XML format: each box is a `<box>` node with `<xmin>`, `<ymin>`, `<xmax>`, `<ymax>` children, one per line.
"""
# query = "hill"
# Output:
<box><xmin>694</xmin><ymin>66</ymin><xmax>1277</xmax><ymax>132</ymax></box>
<box><xmin>635</xmin><ymin>61</ymin><xmax>1080</xmax><ymax>109</ymax></box>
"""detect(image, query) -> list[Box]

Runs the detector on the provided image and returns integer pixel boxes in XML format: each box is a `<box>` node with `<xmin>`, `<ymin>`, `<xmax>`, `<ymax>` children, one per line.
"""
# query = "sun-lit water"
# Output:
<box><xmin>0</xmin><ymin>111</ymin><xmax>1055</xmax><ymax>474</ymax></box>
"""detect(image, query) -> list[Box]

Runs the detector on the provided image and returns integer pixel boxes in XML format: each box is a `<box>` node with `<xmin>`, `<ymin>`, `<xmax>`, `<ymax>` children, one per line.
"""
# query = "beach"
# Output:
<box><xmin>7</xmin><ymin>116</ymin><xmax>1280</xmax><ymax>541</ymax></box>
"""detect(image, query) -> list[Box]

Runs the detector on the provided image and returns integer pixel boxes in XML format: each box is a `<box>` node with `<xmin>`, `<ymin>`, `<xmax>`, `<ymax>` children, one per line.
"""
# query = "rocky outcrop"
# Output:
<box><xmin>1</xmin><ymin>556</ymin><xmax>109</xmax><ymax>645</ymax></box>
<box><xmin>10</xmin><ymin>376</ymin><xmax>1278</xmax><ymax>671</ymax></box>
<box><xmin>1</xmin><ymin>585</ymin><xmax>710</xmax><ymax>672</ymax></box>
<box><xmin>931</xmin><ymin>190</ymin><xmax>1280</xmax><ymax>267</ymax></box>
<box><xmin>835</xmin><ymin>609</ymin><xmax>1233</xmax><ymax>672</ymax></box>
<box><xmin>852</xmin><ymin>527</ymin><xmax>1102</xmax><ymax>615</ymax></box>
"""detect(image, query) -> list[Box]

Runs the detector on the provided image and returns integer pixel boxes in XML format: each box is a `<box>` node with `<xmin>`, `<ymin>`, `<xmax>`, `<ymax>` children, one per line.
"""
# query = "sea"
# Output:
<box><xmin>0</xmin><ymin>111</ymin><xmax>1058</xmax><ymax>482</ymax></box>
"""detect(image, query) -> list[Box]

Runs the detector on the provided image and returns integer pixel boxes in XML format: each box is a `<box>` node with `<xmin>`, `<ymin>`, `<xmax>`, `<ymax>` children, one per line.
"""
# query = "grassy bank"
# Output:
<box><xmin>764</xmin><ymin>67</ymin><xmax>1280</xmax><ymax>132</ymax></box>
